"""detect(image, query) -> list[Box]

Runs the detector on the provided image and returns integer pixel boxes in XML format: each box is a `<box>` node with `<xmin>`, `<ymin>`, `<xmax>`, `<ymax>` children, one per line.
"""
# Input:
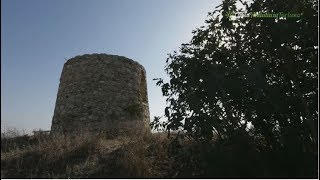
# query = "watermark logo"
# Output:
<box><xmin>226</xmin><ymin>11</ymin><xmax>302</xmax><ymax>20</ymax></box>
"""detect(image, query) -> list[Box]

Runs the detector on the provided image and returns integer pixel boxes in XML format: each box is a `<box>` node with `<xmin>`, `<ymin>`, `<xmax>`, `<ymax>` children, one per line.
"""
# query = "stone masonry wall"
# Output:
<box><xmin>51</xmin><ymin>54</ymin><xmax>150</xmax><ymax>137</ymax></box>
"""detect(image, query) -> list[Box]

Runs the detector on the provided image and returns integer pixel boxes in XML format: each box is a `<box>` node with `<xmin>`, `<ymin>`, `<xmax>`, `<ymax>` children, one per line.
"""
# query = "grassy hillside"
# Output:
<box><xmin>1</xmin><ymin>130</ymin><xmax>318</xmax><ymax>178</ymax></box>
<box><xmin>1</xmin><ymin>131</ymin><xmax>174</xmax><ymax>178</ymax></box>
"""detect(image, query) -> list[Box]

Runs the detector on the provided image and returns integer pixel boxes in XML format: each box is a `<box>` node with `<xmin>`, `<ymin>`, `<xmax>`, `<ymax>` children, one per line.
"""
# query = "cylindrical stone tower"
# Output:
<box><xmin>51</xmin><ymin>54</ymin><xmax>150</xmax><ymax>137</ymax></box>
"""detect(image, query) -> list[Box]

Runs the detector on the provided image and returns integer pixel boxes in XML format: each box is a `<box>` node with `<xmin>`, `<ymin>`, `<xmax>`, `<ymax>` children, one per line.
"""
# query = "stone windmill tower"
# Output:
<box><xmin>51</xmin><ymin>54</ymin><xmax>150</xmax><ymax>137</ymax></box>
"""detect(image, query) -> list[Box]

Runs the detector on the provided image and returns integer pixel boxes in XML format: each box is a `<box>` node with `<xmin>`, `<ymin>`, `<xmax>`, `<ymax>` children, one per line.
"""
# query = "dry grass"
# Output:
<box><xmin>1</xmin><ymin>130</ymin><xmax>172</xmax><ymax>178</ymax></box>
<box><xmin>1</xmin><ymin>129</ymin><xmax>317</xmax><ymax>178</ymax></box>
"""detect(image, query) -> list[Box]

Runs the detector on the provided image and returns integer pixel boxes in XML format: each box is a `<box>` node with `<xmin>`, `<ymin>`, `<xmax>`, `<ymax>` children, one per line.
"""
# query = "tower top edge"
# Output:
<box><xmin>64</xmin><ymin>53</ymin><xmax>145</xmax><ymax>71</ymax></box>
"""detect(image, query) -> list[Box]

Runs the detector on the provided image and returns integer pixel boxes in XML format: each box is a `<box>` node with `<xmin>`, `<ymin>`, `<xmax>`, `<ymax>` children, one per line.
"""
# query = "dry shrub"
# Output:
<box><xmin>1</xmin><ymin>130</ymin><xmax>98</xmax><ymax>178</ymax></box>
<box><xmin>112</xmin><ymin>132</ymin><xmax>173</xmax><ymax>178</ymax></box>
<box><xmin>146</xmin><ymin>132</ymin><xmax>174</xmax><ymax>178</ymax></box>
<box><xmin>1</xmin><ymin>130</ymin><xmax>175</xmax><ymax>178</ymax></box>
<box><xmin>116</xmin><ymin>138</ymin><xmax>150</xmax><ymax>177</ymax></box>
<box><xmin>1</xmin><ymin>128</ymin><xmax>31</xmax><ymax>152</ymax></box>
<box><xmin>39</xmin><ymin>131</ymin><xmax>96</xmax><ymax>161</ymax></box>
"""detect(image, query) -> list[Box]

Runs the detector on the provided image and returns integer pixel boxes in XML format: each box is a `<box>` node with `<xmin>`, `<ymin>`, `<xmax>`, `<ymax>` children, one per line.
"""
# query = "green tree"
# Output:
<box><xmin>153</xmin><ymin>0</ymin><xmax>318</xmax><ymax>153</ymax></box>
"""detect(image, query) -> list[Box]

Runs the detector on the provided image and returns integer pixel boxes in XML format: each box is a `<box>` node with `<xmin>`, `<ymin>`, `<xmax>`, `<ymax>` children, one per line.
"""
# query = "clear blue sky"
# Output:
<box><xmin>1</xmin><ymin>0</ymin><xmax>219</xmax><ymax>133</ymax></box>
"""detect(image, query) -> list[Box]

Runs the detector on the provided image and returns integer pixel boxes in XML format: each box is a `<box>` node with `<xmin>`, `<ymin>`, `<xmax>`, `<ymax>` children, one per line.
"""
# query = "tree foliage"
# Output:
<box><xmin>153</xmin><ymin>0</ymin><xmax>318</xmax><ymax>153</ymax></box>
